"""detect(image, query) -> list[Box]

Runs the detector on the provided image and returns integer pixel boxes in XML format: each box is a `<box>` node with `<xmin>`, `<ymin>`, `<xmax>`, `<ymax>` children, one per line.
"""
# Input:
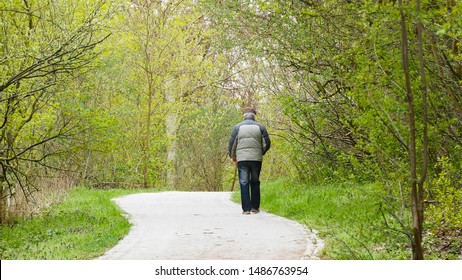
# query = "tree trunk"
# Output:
<box><xmin>415</xmin><ymin>0</ymin><xmax>428</xmax><ymax>256</ymax></box>
<box><xmin>398</xmin><ymin>0</ymin><xmax>424</xmax><ymax>260</ymax></box>
<box><xmin>143</xmin><ymin>77</ymin><xmax>154</xmax><ymax>189</ymax></box>
<box><xmin>165</xmin><ymin>78</ymin><xmax>177</xmax><ymax>189</ymax></box>
<box><xmin>0</xmin><ymin>183</ymin><xmax>6</xmax><ymax>224</ymax></box>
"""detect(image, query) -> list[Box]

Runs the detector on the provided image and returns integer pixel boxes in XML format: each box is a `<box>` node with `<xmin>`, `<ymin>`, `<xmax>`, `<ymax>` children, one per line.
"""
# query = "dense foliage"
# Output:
<box><xmin>1</xmin><ymin>0</ymin><xmax>460</xmax><ymax>259</ymax></box>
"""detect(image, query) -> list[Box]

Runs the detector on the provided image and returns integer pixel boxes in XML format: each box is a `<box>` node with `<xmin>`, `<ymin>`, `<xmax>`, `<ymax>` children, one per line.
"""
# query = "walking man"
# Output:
<box><xmin>228</xmin><ymin>107</ymin><xmax>271</xmax><ymax>214</ymax></box>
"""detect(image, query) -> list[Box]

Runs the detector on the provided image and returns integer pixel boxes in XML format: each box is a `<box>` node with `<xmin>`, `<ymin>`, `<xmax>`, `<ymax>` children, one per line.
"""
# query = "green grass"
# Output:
<box><xmin>0</xmin><ymin>186</ymin><xmax>158</xmax><ymax>260</ymax></box>
<box><xmin>232</xmin><ymin>179</ymin><xmax>412</xmax><ymax>260</ymax></box>
<box><xmin>3</xmin><ymin>181</ymin><xmax>454</xmax><ymax>260</ymax></box>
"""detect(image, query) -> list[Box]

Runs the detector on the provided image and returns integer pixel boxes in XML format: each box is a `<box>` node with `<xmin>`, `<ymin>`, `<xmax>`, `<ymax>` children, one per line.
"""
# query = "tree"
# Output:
<box><xmin>201</xmin><ymin>0</ymin><xmax>462</xmax><ymax>258</ymax></box>
<box><xmin>0</xmin><ymin>0</ymin><xmax>113</xmax><ymax>222</ymax></box>
<box><xmin>109</xmin><ymin>0</ymin><xmax>233</xmax><ymax>189</ymax></box>
<box><xmin>397</xmin><ymin>0</ymin><xmax>427</xmax><ymax>260</ymax></box>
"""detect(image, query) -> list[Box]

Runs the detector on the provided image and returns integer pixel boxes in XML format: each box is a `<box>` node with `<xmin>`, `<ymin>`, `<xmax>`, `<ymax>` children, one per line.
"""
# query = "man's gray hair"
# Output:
<box><xmin>244</xmin><ymin>112</ymin><xmax>256</xmax><ymax>119</ymax></box>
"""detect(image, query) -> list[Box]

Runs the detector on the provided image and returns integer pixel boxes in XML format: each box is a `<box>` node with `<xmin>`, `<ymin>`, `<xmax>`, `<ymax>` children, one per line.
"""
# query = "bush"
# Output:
<box><xmin>425</xmin><ymin>156</ymin><xmax>462</xmax><ymax>259</ymax></box>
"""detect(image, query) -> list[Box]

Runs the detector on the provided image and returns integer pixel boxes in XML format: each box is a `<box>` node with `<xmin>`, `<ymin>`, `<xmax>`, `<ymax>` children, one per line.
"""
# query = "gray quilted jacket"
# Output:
<box><xmin>228</xmin><ymin>117</ymin><xmax>271</xmax><ymax>162</ymax></box>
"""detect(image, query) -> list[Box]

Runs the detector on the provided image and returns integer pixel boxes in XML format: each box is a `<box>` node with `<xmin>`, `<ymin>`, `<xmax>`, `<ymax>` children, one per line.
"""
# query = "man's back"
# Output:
<box><xmin>228</xmin><ymin>118</ymin><xmax>270</xmax><ymax>162</ymax></box>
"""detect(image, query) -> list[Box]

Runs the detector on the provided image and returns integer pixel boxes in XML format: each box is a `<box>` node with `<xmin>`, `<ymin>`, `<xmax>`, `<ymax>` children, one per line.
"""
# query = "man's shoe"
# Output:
<box><xmin>242</xmin><ymin>211</ymin><xmax>251</xmax><ymax>215</ymax></box>
<box><xmin>251</xmin><ymin>208</ymin><xmax>260</xmax><ymax>214</ymax></box>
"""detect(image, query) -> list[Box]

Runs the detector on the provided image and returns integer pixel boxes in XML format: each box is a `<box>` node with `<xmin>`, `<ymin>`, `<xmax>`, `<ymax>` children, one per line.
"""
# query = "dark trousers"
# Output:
<box><xmin>237</xmin><ymin>161</ymin><xmax>262</xmax><ymax>212</ymax></box>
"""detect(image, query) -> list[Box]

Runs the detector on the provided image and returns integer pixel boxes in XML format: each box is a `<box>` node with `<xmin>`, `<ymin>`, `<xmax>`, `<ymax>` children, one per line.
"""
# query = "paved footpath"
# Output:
<box><xmin>98</xmin><ymin>192</ymin><xmax>323</xmax><ymax>260</ymax></box>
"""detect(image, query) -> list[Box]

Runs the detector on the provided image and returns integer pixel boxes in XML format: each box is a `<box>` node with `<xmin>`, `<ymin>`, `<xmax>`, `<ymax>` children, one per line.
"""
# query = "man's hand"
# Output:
<box><xmin>232</xmin><ymin>157</ymin><xmax>237</xmax><ymax>163</ymax></box>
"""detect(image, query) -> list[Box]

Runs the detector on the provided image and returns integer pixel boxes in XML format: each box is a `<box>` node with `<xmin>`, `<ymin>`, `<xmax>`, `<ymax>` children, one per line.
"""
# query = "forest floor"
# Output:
<box><xmin>97</xmin><ymin>192</ymin><xmax>323</xmax><ymax>260</ymax></box>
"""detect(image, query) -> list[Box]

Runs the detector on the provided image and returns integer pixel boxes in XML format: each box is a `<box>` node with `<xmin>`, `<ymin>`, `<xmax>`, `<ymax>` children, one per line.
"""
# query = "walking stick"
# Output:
<box><xmin>230</xmin><ymin>162</ymin><xmax>237</xmax><ymax>192</ymax></box>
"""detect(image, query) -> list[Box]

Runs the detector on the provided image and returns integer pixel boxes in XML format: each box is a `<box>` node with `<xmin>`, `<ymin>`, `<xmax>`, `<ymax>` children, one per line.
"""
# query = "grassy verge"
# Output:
<box><xmin>0</xmin><ymin>186</ymin><xmax>157</xmax><ymax>260</ymax></box>
<box><xmin>232</xmin><ymin>179</ymin><xmax>412</xmax><ymax>260</ymax></box>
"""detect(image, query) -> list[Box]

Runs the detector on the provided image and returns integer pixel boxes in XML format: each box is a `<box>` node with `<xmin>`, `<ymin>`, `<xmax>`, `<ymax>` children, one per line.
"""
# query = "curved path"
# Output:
<box><xmin>98</xmin><ymin>192</ymin><xmax>323</xmax><ymax>260</ymax></box>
